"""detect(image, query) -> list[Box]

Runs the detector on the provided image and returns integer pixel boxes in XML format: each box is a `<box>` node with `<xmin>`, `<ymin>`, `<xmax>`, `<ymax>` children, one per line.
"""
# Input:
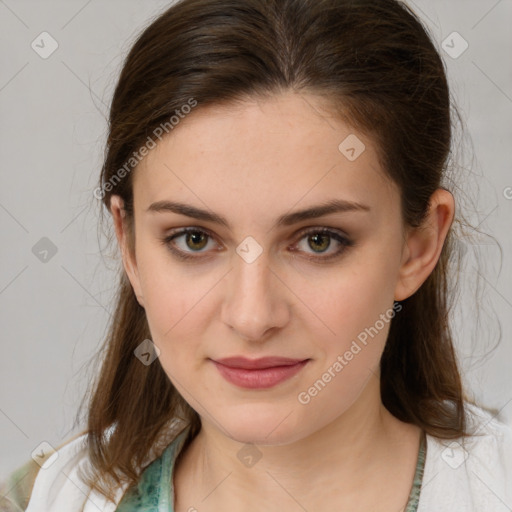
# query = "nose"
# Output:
<box><xmin>220</xmin><ymin>248</ymin><xmax>290</xmax><ymax>342</ymax></box>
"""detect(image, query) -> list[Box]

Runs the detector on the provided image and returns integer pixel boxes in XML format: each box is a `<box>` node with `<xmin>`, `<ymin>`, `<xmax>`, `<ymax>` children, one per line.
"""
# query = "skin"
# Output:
<box><xmin>110</xmin><ymin>90</ymin><xmax>455</xmax><ymax>511</ymax></box>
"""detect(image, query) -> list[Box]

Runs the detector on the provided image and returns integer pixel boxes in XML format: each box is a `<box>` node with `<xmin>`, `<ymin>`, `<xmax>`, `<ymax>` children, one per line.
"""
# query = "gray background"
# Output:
<box><xmin>1</xmin><ymin>0</ymin><xmax>511</xmax><ymax>478</ymax></box>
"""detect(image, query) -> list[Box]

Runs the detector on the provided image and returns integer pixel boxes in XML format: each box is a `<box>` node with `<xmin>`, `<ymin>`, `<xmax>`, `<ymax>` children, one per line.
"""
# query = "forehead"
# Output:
<box><xmin>133</xmin><ymin>91</ymin><xmax>398</xmax><ymax>224</ymax></box>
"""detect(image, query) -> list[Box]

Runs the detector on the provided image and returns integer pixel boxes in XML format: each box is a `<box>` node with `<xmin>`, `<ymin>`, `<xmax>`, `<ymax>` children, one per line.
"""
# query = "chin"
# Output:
<box><xmin>221</xmin><ymin>407</ymin><xmax>309</xmax><ymax>446</ymax></box>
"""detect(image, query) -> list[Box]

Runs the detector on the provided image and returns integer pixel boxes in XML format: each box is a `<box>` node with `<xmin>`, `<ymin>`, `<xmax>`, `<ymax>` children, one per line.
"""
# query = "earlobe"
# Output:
<box><xmin>394</xmin><ymin>188</ymin><xmax>455</xmax><ymax>301</ymax></box>
<box><xmin>109</xmin><ymin>195</ymin><xmax>145</xmax><ymax>307</ymax></box>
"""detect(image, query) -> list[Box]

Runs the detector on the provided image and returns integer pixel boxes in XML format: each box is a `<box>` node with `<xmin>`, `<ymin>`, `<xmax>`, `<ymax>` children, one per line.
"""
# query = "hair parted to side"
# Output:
<box><xmin>75</xmin><ymin>0</ymin><xmax>483</xmax><ymax>504</ymax></box>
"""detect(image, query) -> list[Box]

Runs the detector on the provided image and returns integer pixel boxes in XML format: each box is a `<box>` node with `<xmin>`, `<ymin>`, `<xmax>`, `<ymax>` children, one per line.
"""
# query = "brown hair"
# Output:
<box><xmin>76</xmin><ymin>0</ymin><xmax>484</xmax><ymax>503</ymax></box>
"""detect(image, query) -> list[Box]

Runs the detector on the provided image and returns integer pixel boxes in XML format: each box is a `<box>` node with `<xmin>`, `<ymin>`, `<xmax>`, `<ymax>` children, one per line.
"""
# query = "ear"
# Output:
<box><xmin>110</xmin><ymin>195</ymin><xmax>145</xmax><ymax>308</ymax></box>
<box><xmin>394</xmin><ymin>188</ymin><xmax>455</xmax><ymax>302</ymax></box>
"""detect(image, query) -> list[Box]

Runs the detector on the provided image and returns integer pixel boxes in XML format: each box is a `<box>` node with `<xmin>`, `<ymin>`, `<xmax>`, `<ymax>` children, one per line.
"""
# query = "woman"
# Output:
<box><xmin>2</xmin><ymin>0</ymin><xmax>511</xmax><ymax>510</ymax></box>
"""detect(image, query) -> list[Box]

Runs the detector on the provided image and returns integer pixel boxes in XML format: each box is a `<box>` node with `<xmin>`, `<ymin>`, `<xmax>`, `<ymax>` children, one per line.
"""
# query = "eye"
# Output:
<box><xmin>291</xmin><ymin>227</ymin><xmax>354</xmax><ymax>262</ymax></box>
<box><xmin>161</xmin><ymin>227</ymin><xmax>218</xmax><ymax>260</ymax></box>
<box><xmin>160</xmin><ymin>227</ymin><xmax>354</xmax><ymax>262</ymax></box>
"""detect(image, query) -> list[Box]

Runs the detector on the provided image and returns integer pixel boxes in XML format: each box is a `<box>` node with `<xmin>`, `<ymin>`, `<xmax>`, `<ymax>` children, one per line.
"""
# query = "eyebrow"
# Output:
<box><xmin>146</xmin><ymin>198</ymin><xmax>371</xmax><ymax>229</ymax></box>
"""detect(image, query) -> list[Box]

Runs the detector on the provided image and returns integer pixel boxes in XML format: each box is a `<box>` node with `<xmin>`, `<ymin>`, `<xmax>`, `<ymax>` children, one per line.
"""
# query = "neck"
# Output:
<box><xmin>174</xmin><ymin>379</ymin><xmax>422</xmax><ymax>510</ymax></box>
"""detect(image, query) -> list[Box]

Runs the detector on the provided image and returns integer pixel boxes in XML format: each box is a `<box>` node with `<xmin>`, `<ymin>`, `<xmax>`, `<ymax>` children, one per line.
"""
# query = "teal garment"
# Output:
<box><xmin>115</xmin><ymin>427</ymin><xmax>190</xmax><ymax>512</ymax></box>
<box><xmin>116</xmin><ymin>428</ymin><xmax>426</xmax><ymax>511</ymax></box>
<box><xmin>405</xmin><ymin>431</ymin><xmax>426</xmax><ymax>512</ymax></box>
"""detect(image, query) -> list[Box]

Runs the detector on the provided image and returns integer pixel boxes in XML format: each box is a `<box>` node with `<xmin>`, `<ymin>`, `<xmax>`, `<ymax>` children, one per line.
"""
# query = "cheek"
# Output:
<box><xmin>133</xmin><ymin>248</ymin><xmax>187</xmax><ymax>340</ymax></box>
<box><xmin>296</xmin><ymin>261</ymin><xmax>397</xmax><ymax>395</ymax></box>
<box><xmin>302</xmin><ymin>262</ymin><xmax>396</xmax><ymax>340</ymax></box>
<box><xmin>135</xmin><ymin>240</ymin><xmax>198</xmax><ymax>320</ymax></box>
<box><xmin>295</xmin><ymin>275</ymin><xmax>395</xmax><ymax>416</ymax></box>
<box><xmin>135</xmin><ymin>248</ymin><xmax>222</xmax><ymax>372</ymax></box>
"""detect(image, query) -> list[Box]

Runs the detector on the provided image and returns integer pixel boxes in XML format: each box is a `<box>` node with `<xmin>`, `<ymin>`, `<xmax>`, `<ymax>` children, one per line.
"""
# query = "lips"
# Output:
<box><xmin>213</xmin><ymin>356</ymin><xmax>308</xmax><ymax>370</ymax></box>
<box><xmin>210</xmin><ymin>356</ymin><xmax>310</xmax><ymax>389</ymax></box>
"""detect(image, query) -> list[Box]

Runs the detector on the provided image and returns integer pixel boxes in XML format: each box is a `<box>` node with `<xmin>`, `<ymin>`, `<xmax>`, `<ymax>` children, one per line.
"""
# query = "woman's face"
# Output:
<box><xmin>115</xmin><ymin>91</ymin><xmax>414</xmax><ymax>445</ymax></box>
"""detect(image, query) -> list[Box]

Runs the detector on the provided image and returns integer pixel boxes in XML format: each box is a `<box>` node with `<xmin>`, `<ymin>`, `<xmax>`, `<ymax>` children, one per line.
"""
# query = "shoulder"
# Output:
<box><xmin>0</xmin><ymin>431</ymin><xmax>85</xmax><ymax>512</ymax></box>
<box><xmin>2</xmin><ymin>430</ymin><xmax>124</xmax><ymax>512</ymax></box>
<box><xmin>0</xmin><ymin>458</ymin><xmax>45</xmax><ymax>511</ymax></box>
<box><xmin>6</xmin><ymin>420</ymin><xmax>190</xmax><ymax>512</ymax></box>
<box><xmin>418</xmin><ymin>403</ymin><xmax>512</xmax><ymax>512</ymax></box>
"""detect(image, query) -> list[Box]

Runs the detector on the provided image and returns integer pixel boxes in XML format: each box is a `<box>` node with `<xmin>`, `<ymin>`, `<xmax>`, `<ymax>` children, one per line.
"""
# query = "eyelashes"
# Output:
<box><xmin>160</xmin><ymin>226</ymin><xmax>355</xmax><ymax>263</ymax></box>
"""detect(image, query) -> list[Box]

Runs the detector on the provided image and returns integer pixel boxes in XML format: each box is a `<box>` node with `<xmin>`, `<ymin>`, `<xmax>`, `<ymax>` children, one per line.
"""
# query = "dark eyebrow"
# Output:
<box><xmin>146</xmin><ymin>198</ymin><xmax>371</xmax><ymax>229</ymax></box>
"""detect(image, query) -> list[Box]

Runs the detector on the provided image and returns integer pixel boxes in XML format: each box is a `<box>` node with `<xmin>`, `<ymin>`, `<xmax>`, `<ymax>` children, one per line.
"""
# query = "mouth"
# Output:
<box><xmin>210</xmin><ymin>356</ymin><xmax>310</xmax><ymax>389</ymax></box>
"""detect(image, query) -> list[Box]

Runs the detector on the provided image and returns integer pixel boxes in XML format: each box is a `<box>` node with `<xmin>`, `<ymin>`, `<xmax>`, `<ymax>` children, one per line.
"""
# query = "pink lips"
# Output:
<box><xmin>211</xmin><ymin>356</ymin><xmax>310</xmax><ymax>389</ymax></box>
